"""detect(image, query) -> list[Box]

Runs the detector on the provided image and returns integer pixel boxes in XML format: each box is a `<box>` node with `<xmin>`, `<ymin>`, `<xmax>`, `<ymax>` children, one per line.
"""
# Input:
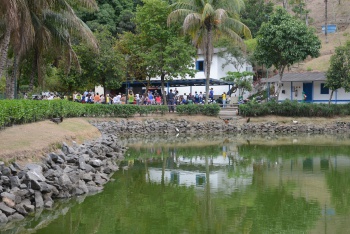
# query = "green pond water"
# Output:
<box><xmin>3</xmin><ymin>134</ymin><xmax>350</xmax><ymax>234</ymax></box>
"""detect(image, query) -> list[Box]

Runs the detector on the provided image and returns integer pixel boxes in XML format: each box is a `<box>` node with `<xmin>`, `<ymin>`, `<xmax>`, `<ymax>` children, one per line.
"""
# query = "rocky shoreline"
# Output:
<box><xmin>0</xmin><ymin>133</ymin><xmax>125</xmax><ymax>225</ymax></box>
<box><xmin>1</xmin><ymin>118</ymin><xmax>350</xmax><ymax>227</ymax></box>
<box><xmin>91</xmin><ymin>119</ymin><xmax>350</xmax><ymax>135</ymax></box>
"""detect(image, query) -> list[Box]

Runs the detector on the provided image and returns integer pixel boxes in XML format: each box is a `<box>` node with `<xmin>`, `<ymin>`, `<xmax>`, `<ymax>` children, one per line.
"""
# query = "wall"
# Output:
<box><xmin>277</xmin><ymin>81</ymin><xmax>350</xmax><ymax>103</ymax></box>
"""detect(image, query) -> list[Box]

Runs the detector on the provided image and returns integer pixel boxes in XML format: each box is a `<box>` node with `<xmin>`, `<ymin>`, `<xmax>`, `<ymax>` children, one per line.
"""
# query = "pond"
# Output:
<box><xmin>3</xmin><ymin>134</ymin><xmax>350</xmax><ymax>234</ymax></box>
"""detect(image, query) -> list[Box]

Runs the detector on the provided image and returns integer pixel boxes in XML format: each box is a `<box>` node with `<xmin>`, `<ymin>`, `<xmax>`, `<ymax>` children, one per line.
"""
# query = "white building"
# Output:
<box><xmin>261</xmin><ymin>72</ymin><xmax>350</xmax><ymax>103</ymax></box>
<box><xmin>96</xmin><ymin>48</ymin><xmax>253</xmax><ymax>99</ymax></box>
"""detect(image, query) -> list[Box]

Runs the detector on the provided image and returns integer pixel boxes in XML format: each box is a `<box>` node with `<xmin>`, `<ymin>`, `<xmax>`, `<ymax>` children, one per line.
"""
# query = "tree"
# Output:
<box><xmin>134</xmin><ymin>0</ymin><xmax>196</xmax><ymax>104</ymax></box>
<box><xmin>0</xmin><ymin>0</ymin><xmax>98</xmax><ymax>99</ymax></box>
<box><xmin>221</xmin><ymin>71</ymin><xmax>253</xmax><ymax>99</ymax></box>
<box><xmin>76</xmin><ymin>28</ymin><xmax>126</xmax><ymax>95</ymax></box>
<box><xmin>254</xmin><ymin>8</ymin><xmax>321</xmax><ymax>100</ymax></box>
<box><xmin>325</xmin><ymin>41</ymin><xmax>350</xmax><ymax>106</ymax></box>
<box><xmin>78</xmin><ymin>0</ymin><xmax>137</xmax><ymax>35</ymax></box>
<box><xmin>216</xmin><ymin>38</ymin><xmax>247</xmax><ymax>72</ymax></box>
<box><xmin>240</xmin><ymin>0</ymin><xmax>274</xmax><ymax>37</ymax></box>
<box><xmin>168</xmin><ymin>0</ymin><xmax>251</xmax><ymax>104</ymax></box>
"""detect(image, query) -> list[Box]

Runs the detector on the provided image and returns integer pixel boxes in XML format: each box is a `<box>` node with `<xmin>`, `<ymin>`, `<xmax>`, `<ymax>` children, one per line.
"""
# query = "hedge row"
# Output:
<box><xmin>175</xmin><ymin>104</ymin><xmax>221</xmax><ymax>116</ymax></box>
<box><xmin>239</xmin><ymin>100</ymin><xmax>350</xmax><ymax>117</ymax></box>
<box><xmin>0</xmin><ymin>100</ymin><xmax>168</xmax><ymax>128</ymax></box>
<box><xmin>0</xmin><ymin>100</ymin><xmax>221</xmax><ymax>129</ymax></box>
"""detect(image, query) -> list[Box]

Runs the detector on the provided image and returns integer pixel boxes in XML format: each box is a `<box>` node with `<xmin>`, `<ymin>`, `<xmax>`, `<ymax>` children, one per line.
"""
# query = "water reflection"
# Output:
<box><xmin>6</xmin><ymin>134</ymin><xmax>350</xmax><ymax>234</ymax></box>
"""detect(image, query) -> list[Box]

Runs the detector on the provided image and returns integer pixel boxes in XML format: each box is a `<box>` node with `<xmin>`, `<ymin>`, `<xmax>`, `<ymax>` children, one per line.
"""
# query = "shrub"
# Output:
<box><xmin>238</xmin><ymin>100</ymin><xmax>350</xmax><ymax>118</ymax></box>
<box><xmin>176</xmin><ymin>104</ymin><xmax>220</xmax><ymax>116</ymax></box>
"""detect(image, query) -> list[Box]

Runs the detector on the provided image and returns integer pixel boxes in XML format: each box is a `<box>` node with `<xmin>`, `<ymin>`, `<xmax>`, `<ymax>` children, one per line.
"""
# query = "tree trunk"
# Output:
<box><xmin>6</xmin><ymin>55</ymin><xmax>19</xmax><ymax>99</ymax></box>
<box><xmin>29</xmin><ymin>49</ymin><xmax>38</xmax><ymax>92</ymax></box>
<box><xmin>274</xmin><ymin>67</ymin><xmax>286</xmax><ymax>101</ymax></box>
<box><xmin>0</xmin><ymin>27</ymin><xmax>11</xmax><ymax>79</ymax></box>
<box><xmin>161</xmin><ymin>73</ymin><xmax>167</xmax><ymax>105</ymax></box>
<box><xmin>328</xmin><ymin>89</ymin><xmax>334</xmax><ymax>106</ymax></box>
<box><xmin>325</xmin><ymin>0</ymin><xmax>328</xmax><ymax>43</ymax></box>
<box><xmin>204</xmin><ymin>29</ymin><xmax>213</xmax><ymax>104</ymax></box>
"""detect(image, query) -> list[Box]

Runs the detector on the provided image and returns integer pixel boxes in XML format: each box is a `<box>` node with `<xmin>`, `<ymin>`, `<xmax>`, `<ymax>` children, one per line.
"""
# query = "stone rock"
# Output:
<box><xmin>10</xmin><ymin>176</ymin><xmax>21</xmax><ymax>189</ymax></box>
<box><xmin>82</xmin><ymin>173</ymin><xmax>93</xmax><ymax>182</ymax></box>
<box><xmin>44</xmin><ymin>200</ymin><xmax>53</xmax><ymax>209</ymax></box>
<box><xmin>78</xmin><ymin>156</ymin><xmax>86</xmax><ymax>170</ymax></box>
<box><xmin>0</xmin><ymin>211</ymin><xmax>8</xmax><ymax>223</ymax></box>
<box><xmin>89</xmin><ymin>159</ymin><xmax>102</xmax><ymax>167</ymax></box>
<box><xmin>8</xmin><ymin>213</ymin><xmax>24</xmax><ymax>221</ymax></box>
<box><xmin>14</xmin><ymin>204</ymin><xmax>28</xmax><ymax>216</ymax></box>
<box><xmin>2</xmin><ymin>197</ymin><xmax>15</xmax><ymax>208</ymax></box>
<box><xmin>34</xmin><ymin>191</ymin><xmax>44</xmax><ymax>209</ymax></box>
<box><xmin>77</xmin><ymin>180</ymin><xmax>89</xmax><ymax>194</ymax></box>
<box><xmin>26</xmin><ymin>170</ymin><xmax>46</xmax><ymax>182</ymax></box>
<box><xmin>23</xmin><ymin>204</ymin><xmax>35</xmax><ymax>213</ymax></box>
<box><xmin>49</xmin><ymin>153</ymin><xmax>65</xmax><ymax>164</ymax></box>
<box><xmin>84</xmin><ymin>164</ymin><xmax>95</xmax><ymax>173</ymax></box>
<box><xmin>9</xmin><ymin>165</ymin><xmax>17</xmax><ymax>174</ymax></box>
<box><xmin>0</xmin><ymin>202</ymin><xmax>16</xmax><ymax>215</ymax></box>
<box><xmin>1</xmin><ymin>167</ymin><xmax>11</xmax><ymax>177</ymax></box>
<box><xmin>25</xmin><ymin>164</ymin><xmax>43</xmax><ymax>173</ymax></box>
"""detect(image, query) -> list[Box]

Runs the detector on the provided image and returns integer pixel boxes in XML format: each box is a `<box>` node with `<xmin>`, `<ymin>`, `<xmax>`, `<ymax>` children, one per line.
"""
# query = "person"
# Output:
<box><xmin>194</xmin><ymin>91</ymin><xmax>199</xmax><ymax>104</ymax></box>
<box><xmin>94</xmin><ymin>92</ymin><xmax>100</xmax><ymax>103</ymax></box>
<box><xmin>113</xmin><ymin>93</ymin><xmax>121</xmax><ymax>104</ymax></box>
<box><xmin>302</xmin><ymin>91</ymin><xmax>307</xmax><ymax>103</ymax></box>
<box><xmin>100</xmin><ymin>94</ymin><xmax>105</xmax><ymax>104</ymax></box>
<box><xmin>106</xmin><ymin>94</ymin><xmax>110</xmax><ymax>104</ymax></box>
<box><xmin>128</xmin><ymin>91</ymin><xmax>134</xmax><ymax>104</ymax></box>
<box><xmin>167</xmin><ymin>89</ymin><xmax>175</xmax><ymax>112</ymax></box>
<box><xmin>222</xmin><ymin>92</ymin><xmax>226</xmax><ymax>108</ymax></box>
<box><xmin>121</xmin><ymin>94</ymin><xmax>126</xmax><ymax>104</ymax></box>
<box><xmin>155</xmin><ymin>95</ymin><xmax>161</xmax><ymax>105</ymax></box>
<box><xmin>148</xmin><ymin>91</ymin><xmax>155</xmax><ymax>105</ymax></box>
<box><xmin>199</xmin><ymin>91</ymin><xmax>203</xmax><ymax>103</ymax></box>
<box><xmin>209</xmin><ymin>88</ymin><xmax>214</xmax><ymax>102</ymax></box>
<box><xmin>135</xmin><ymin>93</ymin><xmax>140</xmax><ymax>105</ymax></box>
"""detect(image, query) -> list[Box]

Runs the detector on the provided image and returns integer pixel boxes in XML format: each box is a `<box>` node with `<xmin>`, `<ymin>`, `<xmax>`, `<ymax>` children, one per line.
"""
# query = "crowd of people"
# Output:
<box><xmin>72</xmin><ymin>88</ymin><xmax>216</xmax><ymax>106</ymax></box>
<box><xmin>29</xmin><ymin>88</ymin><xmax>237</xmax><ymax>109</ymax></box>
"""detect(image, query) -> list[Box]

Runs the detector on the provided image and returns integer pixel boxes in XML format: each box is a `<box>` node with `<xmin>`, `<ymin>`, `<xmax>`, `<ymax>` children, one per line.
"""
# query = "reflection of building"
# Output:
<box><xmin>146</xmin><ymin>155</ymin><xmax>253</xmax><ymax>194</ymax></box>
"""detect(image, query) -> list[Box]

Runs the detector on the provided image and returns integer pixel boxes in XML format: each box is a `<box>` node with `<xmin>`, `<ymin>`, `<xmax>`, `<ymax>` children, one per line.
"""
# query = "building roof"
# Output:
<box><xmin>261</xmin><ymin>72</ymin><xmax>326</xmax><ymax>83</ymax></box>
<box><xmin>124</xmin><ymin>78</ymin><xmax>234</xmax><ymax>87</ymax></box>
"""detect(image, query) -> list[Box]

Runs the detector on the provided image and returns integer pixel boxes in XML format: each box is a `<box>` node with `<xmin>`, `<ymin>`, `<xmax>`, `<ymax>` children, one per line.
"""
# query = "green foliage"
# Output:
<box><xmin>222</xmin><ymin>71</ymin><xmax>253</xmax><ymax>98</ymax></box>
<box><xmin>176</xmin><ymin>104</ymin><xmax>220</xmax><ymax>116</ymax></box>
<box><xmin>74</xmin><ymin>27</ymin><xmax>126</xmax><ymax>93</ymax></box>
<box><xmin>0</xmin><ymin>100</ymin><xmax>168</xmax><ymax>128</ymax></box>
<box><xmin>78</xmin><ymin>0</ymin><xmax>136</xmax><ymax>35</ymax></box>
<box><xmin>254</xmin><ymin>8</ymin><xmax>321</xmax><ymax>70</ymax></box>
<box><xmin>240</xmin><ymin>0</ymin><xmax>274</xmax><ymax>37</ymax></box>
<box><xmin>254</xmin><ymin>7</ymin><xmax>321</xmax><ymax>98</ymax></box>
<box><xmin>326</xmin><ymin>41</ymin><xmax>350</xmax><ymax>92</ymax></box>
<box><xmin>239</xmin><ymin>100</ymin><xmax>350</xmax><ymax>117</ymax></box>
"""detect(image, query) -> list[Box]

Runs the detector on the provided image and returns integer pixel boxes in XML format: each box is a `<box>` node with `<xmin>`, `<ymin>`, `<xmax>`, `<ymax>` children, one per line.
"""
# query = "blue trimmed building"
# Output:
<box><xmin>261</xmin><ymin>72</ymin><xmax>350</xmax><ymax>103</ymax></box>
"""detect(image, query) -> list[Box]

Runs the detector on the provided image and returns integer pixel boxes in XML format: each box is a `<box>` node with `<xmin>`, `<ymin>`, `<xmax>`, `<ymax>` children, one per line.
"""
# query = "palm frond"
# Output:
<box><xmin>168</xmin><ymin>9</ymin><xmax>194</xmax><ymax>26</ymax></box>
<box><xmin>183</xmin><ymin>13</ymin><xmax>201</xmax><ymax>33</ymax></box>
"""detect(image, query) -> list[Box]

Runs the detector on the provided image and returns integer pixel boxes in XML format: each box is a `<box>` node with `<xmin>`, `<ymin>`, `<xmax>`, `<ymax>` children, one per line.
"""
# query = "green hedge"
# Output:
<box><xmin>176</xmin><ymin>104</ymin><xmax>220</xmax><ymax>116</ymax></box>
<box><xmin>0</xmin><ymin>100</ymin><xmax>168</xmax><ymax>128</ymax></box>
<box><xmin>239</xmin><ymin>99</ymin><xmax>350</xmax><ymax>117</ymax></box>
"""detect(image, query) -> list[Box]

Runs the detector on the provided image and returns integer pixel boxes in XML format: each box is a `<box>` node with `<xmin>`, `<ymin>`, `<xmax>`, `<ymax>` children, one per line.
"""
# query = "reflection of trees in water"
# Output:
<box><xmin>326</xmin><ymin>167</ymin><xmax>350</xmax><ymax>215</ymax></box>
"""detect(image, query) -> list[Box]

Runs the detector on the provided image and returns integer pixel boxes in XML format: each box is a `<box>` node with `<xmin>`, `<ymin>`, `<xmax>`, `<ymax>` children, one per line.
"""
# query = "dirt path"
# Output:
<box><xmin>1</xmin><ymin>115</ymin><xmax>349</xmax><ymax>163</ymax></box>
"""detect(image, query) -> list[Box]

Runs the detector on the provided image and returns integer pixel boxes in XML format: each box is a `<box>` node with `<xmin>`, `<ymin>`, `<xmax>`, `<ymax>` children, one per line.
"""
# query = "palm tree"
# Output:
<box><xmin>26</xmin><ymin>0</ymin><xmax>98</xmax><ymax>89</ymax></box>
<box><xmin>1</xmin><ymin>0</ymin><xmax>98</xmax><ymax>98</ymax></box>
<box><xmin>167</xmin><ymin>0</ymin><xmax>251</xmax><ymax>103</ymax></box>
<box><xmin>0</xmin><ymin>0</ymin><xmax>33</xmax><ymax>81</ymax></box>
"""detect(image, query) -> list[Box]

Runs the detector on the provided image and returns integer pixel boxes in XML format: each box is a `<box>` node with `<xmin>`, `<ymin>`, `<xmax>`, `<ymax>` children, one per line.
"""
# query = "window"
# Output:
<box><xmin>320</xmin><ymin>83</ymin><xmax>329</xmax><ymax>94</ymax></box>
<box><xmin>246</xmin><ymin>66</ymin><xmax>253</xmax><ymax>72</ymax></box>
<box><xmin>196</xmin><ymin>61</ymin><xmax>204</xmax><ymax>72</ymax></box>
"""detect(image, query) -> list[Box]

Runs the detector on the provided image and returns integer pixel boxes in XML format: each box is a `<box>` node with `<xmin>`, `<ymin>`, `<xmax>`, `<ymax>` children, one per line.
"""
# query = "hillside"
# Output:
<box><xmin>273</xmin><ymin>0</ymin><xmax>350</xmax><ymax>72</ymax></box>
